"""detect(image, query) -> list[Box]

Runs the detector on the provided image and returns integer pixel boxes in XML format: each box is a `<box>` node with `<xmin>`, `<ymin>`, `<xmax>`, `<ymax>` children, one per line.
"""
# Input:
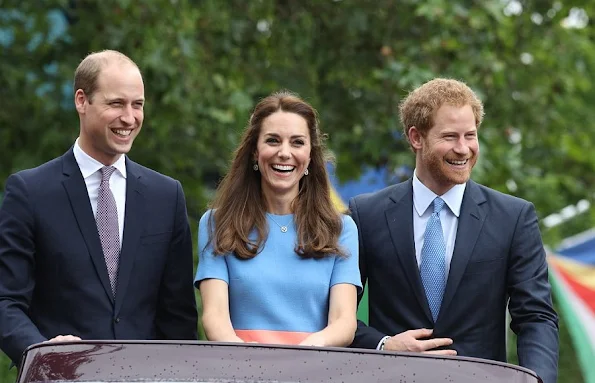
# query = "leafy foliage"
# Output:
<box><xmin>0</xmin><ymin>1</ymin><xmax>593</xmax><ymax>381</ymax></box>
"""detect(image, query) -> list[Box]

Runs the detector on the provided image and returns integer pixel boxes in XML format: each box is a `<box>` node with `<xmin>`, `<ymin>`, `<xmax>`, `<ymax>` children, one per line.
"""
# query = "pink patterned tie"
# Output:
<box><xmin>96</xmin><ymin>166</ymin><xmax>120</xmax><ymax>296</ymax></box>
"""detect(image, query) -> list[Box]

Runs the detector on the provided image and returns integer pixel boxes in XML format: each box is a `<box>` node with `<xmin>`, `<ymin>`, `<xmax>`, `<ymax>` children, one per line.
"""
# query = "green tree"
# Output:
<box><xmin>1</xmin><ymin>1</ymin><xmax>593</xmax><ymax>382</ymax></box>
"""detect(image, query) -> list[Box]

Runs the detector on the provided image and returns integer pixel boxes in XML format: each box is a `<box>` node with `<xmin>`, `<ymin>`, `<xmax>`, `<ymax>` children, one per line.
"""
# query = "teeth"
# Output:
<box><xmin>272</xmin><ymin>164</ymin><xmax>295</xmax><ymax>171</ymax></box>
<box><xmin>113</xmin><ymin>129</ymin><xmax>132</xmax><ymax>136</ymax></box>
<box><xmin>448</xmin><ymin>160</ymin><xmax>467</xmax><ymax>165</ymax></box>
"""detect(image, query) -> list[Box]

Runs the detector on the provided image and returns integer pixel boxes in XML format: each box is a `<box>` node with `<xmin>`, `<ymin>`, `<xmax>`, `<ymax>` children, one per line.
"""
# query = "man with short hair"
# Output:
<box><xmin>0</xmin><ymin>50</ymin><xmax>198</xmax><ymax>365</ymax></box>
<box><xmin>349</xmin><ymin>78</ymin><xmax>558</xmax><ymax>383</ymax></box>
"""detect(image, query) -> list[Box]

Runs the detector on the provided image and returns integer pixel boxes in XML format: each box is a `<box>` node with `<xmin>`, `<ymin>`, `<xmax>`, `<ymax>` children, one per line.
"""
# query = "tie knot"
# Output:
<box><xmin>433</xmin><ymin>197</ymin><xmax>445</xmax><ymax>214</ymax></box>
<box><xmin>100</xmin><ymin>166</ymin><xmax>116</xmax><ymax>182</ymax></box>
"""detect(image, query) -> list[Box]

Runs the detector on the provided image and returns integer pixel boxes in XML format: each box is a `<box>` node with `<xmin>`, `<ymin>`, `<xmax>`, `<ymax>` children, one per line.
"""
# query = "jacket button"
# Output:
<box><xmin>114</xmin><ymin>317</ymin><xmax>120</xmax><ymax>323</ymax></box>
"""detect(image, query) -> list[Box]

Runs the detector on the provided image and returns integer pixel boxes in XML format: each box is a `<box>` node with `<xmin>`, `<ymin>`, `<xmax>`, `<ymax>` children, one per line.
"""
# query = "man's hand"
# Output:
<box><xmin>383</xmin><ymin>328</ymin><xmax>456</xmax><ymax>355</ymax></box>
<box><xmin>46</xmin><ymin>335</ymin><xmax>82</xmax><ymax>342</ymax></box>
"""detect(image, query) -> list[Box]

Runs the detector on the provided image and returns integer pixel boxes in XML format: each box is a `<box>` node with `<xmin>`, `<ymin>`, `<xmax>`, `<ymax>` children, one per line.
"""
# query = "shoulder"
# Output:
<box><xmin>349</xmin><ymin>180</ymin><xmax>410</xmax><ymax>213</ymax></box>
<box><xmin>198</xmin><ymin>209</ymin><xmax>218</xmax><ymax>239</ymax></box>
<box><xmin>199</xmin><ymin>209</ymin><xmax>215</xmax><ymax>226</ymax></box>
<box><xmin>468</xmin><ymin>181</ymin><xmax>536</xmax><ymax>228</ymax></box>
<box><xmin>127</xmin><ymin>159</ymin><xmax>181</xmax><ymax>189</ymax></box>
<box><xmin>352</xmin><ymin>181</ymin><xmax>409</xmax><ymax>204</ymax></box>
<box><xmin>12</xmin><ymin>156</ymin><xmax>63</xmax><ymax>182</ymax></box>
<box><xmin>5</xmin><ymin>156</ymin><xmax>65</xmax><ymax>198</ymax></box>
<box><xmin>338</xmin><ymin>215</ymin><xmax>359</xmax><ymax>256</ymax></box>
<box><xmin>470</xmin><ymin>181</ymin><xmax>532</xmax><ymax>210</ymax></box>
<box><xmin>196</xmin><ymin>212</ymin><xmax>214</xmax><ymax>253</ymax></box>
<box><xmin>340</xmin><ymin>214</ymin><xmax>357</xmax><ymax>233</ymax></box>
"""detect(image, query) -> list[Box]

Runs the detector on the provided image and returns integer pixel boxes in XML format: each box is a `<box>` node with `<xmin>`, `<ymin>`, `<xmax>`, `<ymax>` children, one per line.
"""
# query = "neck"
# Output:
<box><xmin>418</xmin><ymin>177</ymin><xmax>453</xmax><ymax>196</ymax></box>
<box><xmin>414</xmin><ymin>165</ymin><xmax>455</xmax><ymax>196</ymax></box>
<box><xmin>78</xmin><ymin>136</ymin><xmax>121</xmax><ymax>166</ymax></box>
<box><xmin>263</xmin><ymin>193</ymin><xmax>294</xmax><ymax>215</ymax></box>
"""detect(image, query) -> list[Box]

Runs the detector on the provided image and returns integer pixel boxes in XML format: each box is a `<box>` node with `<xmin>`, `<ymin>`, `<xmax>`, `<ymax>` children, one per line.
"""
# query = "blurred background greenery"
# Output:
<box><xmin>1</xmin><ymin>0</ymin><xmax>594</xmax><ymax>382</ymax></box>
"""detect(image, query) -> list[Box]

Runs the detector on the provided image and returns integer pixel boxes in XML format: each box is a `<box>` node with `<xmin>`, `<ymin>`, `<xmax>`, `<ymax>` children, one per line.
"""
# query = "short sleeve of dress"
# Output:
<box><xmin>194</xmin><ymin>209</ymin><xmax>229</xmax><ymax>288</ymax></box>
<box><xmin>330</xmin><ymin>215</ymin><xmax>363</xmax><ymax>294</ymax></box>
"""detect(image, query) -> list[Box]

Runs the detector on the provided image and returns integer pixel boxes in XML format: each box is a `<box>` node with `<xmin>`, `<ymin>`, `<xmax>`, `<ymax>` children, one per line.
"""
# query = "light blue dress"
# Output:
<box><xmin>195</xmin><ymin>210</ymin><xmax>362</xmax><ymax>344</ymax></box>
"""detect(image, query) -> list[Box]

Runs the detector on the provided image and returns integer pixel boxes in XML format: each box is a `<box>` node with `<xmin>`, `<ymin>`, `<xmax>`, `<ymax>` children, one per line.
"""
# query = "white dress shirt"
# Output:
<box><xmin>377</xmin><ymin>171</ymin><xmax>466</xmax><ymax>350</ymax></box>
<box><xmin>73</xmin><ymin>138</ymin><xmax>127</xmax><ymax>246</ymax></box>
<box><xmin>412</xmin><ymin>170</ymin><xmax>466</xmax><ymax>276</ymax></box>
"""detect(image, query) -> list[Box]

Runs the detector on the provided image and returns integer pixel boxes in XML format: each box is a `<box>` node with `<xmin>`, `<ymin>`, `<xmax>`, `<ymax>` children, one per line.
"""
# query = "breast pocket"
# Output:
<box><xmin>463</xmin><ymin>257</ymin><xmax>505</xmax><ymax>274</ymax></box>
<box><xmin>140</xmin><ymin>231</ymin><xmax>172</xmax><ymax>245</ymax></box>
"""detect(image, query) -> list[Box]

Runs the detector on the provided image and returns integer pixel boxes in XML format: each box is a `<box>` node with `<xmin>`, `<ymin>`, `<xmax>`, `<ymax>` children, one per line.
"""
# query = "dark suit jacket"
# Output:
<box><xmin>349</xmin><ymin>179</ymin><xmax>559</xmax><ymax>383</ymax></box>
<box><xmin>0</xmin><ymin>149</ymin><xmax>198</xmax><ymax>364</ymax></box>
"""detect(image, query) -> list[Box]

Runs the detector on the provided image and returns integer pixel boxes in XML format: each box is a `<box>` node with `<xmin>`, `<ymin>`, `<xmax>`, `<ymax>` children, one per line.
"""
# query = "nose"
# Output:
<box><xmin>120</xmin><ymin>105</ymin><xmax>135</xmax><ymax>125</ymax></box>
<box><xmin>278</xmin><ymin>142</ymin><xmax>291</xmax><ymax>159</ymax></box>
<box><xmin>453</xmin><ymin>137</ymin><xmax>470</xmax><ymax>155</ymax></box>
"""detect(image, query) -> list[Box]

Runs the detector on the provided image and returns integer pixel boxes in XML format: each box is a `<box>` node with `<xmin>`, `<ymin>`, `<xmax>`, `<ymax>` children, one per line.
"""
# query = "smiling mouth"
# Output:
<box><xmin>446</xmin><ymin>159</ymin><xmax>468</xmax><ymax>166</ymax></box>
<box><xmin>271</xmin><ymin>164</ymin><xmax>296</xmax><ymax>173</ymax></box>
<box><xmin>111</xmin><ymin>129</ymin><xmax>133</xmax><ymax>137</ymax></box>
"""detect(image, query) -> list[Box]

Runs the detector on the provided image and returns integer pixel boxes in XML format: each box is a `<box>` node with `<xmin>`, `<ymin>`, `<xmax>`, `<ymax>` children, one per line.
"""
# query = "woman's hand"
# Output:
<box><xmin>298</xmin><ymin>332</ymin><xmax>326</xmax><ymax>347</ymax></box>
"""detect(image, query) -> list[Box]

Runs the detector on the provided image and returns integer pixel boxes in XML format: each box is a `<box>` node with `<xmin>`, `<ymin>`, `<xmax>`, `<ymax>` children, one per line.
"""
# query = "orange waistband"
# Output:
<box><xmin>235</xmin><ymin>329</ymin><xmax>311</xmax><ymax>345</ymax></box>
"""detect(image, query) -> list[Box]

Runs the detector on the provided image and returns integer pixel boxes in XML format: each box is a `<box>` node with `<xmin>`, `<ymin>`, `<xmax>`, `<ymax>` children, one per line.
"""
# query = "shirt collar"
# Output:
<box><xmin>412</xmin><ymin>169</ymin><xmax>466</xmax><ymax>217</ymax></box>
<box><xmin>73</xmin><ymin>138</ymin><xmax>127</xmax><ymax>179</ymax></box>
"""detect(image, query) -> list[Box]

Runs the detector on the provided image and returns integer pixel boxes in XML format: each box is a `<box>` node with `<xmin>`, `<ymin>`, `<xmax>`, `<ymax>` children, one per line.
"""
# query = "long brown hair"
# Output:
<box><xmin>208</xmin><ymin>90</ymin><xmax>345</xmax><ymax>260</ymax></box>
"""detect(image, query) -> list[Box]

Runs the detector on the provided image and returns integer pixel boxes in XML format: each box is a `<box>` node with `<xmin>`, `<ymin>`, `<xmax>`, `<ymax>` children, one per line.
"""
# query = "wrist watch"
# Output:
<box><xmin>379</xmin><ymin>336</ymin><xmax>389</xmax><ymax>351</ymax></box>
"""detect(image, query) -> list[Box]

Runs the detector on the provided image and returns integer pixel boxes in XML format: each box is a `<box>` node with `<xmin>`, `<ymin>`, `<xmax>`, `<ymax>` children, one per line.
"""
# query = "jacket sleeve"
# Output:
<box><xmin>348</xmin><ymin>196</ymin><xmax>388</xmax><ymax>349</ymax></box>
<box><xmin>0</xmin><ymin>174</ymin><xmax>47</xmax><ymax>364</ymax></box>
<box><xmin>508</xmin><ymin>202</ymin><xmax>559</xmax><ymax>383</ymax></box>
<box><xmin>154</xmin><ymin>180</ymin><xmax>198</xmax><ymax>340</ymax></box>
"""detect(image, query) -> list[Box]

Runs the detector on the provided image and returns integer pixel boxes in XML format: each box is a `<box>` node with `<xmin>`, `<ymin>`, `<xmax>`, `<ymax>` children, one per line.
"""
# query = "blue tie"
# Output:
<box><xmin>420</xmin><ymin>197</ymin><xmax>447</xmax><ymax>322</ymax></box>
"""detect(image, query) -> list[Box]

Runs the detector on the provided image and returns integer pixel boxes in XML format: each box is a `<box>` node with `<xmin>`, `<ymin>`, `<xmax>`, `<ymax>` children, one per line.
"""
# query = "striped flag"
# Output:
<box><xmin>548</xmin><ymin>229</ymin><xmax>595</xmax><ymax>383</ymax></box>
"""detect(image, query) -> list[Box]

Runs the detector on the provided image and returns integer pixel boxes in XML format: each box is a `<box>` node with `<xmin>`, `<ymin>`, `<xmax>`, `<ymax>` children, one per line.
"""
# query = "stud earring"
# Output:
<box><xmin>253</xmin><ymin>163</ymin><xmax>259</xmax><ymax>171</ymax></box>
<box><xmin>304</xmin><ymin>169</ymin><xmax>309</xmax><ymax>176</ymax></box>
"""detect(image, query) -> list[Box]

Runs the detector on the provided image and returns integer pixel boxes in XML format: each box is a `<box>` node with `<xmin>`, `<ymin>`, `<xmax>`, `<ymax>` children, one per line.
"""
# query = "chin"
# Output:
<box><xmin>112</xmin><ymin>144</ymin><xmax>133</xmax><ymax>154</ymax></box>
<box><xmin>447</xmin><ymin>174</ymin><xmax>471</xmax><ymax>185</ymax></box>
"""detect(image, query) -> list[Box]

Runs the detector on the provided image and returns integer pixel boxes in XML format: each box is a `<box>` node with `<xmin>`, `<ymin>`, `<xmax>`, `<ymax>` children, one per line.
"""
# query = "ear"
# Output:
<box><xmin>74</xmin><ymin>89</ymin><xmax>88</xmax><ymax>114</ymax></box>
<box><xmin>408</xmin><ymin>126</ymin><xmax>424</xmax><ymax>151</ymax></box>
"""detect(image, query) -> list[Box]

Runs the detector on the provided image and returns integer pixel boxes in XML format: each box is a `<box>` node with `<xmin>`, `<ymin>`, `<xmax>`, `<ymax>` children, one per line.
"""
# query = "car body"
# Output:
<box><xmin>17</xmin><ymin>340</ymin><xmax>540</xmax><ymax>383</ymax></box>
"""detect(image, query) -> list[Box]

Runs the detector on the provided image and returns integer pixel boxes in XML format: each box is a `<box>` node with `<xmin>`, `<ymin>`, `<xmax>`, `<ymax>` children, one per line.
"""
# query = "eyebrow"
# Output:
<box><xmin>263</xmin><ymin>133</ymin><xmax>308</xmax><ymax>139</ymax></box>
<box><xmin>440</xmin><ymin>128</ymin><xmax>477</xmax><ymax>134</ymax></box>
<box><xmin>104</xmin><ymin>96</ymin><xmax>145</xmax><ymax>103</ymax></box>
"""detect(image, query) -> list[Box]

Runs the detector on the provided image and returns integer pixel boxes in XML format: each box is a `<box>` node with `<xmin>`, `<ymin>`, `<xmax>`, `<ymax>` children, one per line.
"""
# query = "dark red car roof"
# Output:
<box><xmin>18</xmin><ymin>341</ymin><xmax>540</xmax><ymax>383</ymax></box>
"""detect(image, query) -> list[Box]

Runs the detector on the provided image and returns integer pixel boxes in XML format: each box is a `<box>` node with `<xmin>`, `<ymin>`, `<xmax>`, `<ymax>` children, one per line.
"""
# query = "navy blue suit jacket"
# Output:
<box><xmin>349</xmin><ymin>179</ymin><xmax>559</xmax><ymax>383</ymax></box>
<box><xmin>0</xmin><ymin>149</ymin><xmax>198</xmax><ymax>364</ymax></box>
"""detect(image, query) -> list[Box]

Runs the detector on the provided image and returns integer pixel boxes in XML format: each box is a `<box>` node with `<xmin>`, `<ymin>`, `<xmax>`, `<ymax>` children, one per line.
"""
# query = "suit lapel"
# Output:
<box><xmin>115</xmin><ymin>159</ymin><xmax>145</xmax><ymax>315</ymax></box>
<box><xmin>61</xmin><ymin>149</ymin><xmax>115</xmax><ymax>305</ymax></box>
<box><xmin>439</xmin><ymin>180</ymin><xmax>487</xmax><ymax>317</ymax></box>
<box><xmin>386</xmin><ymin>180</ymin><xmax>433</xmax><ymax>322</ymax></box>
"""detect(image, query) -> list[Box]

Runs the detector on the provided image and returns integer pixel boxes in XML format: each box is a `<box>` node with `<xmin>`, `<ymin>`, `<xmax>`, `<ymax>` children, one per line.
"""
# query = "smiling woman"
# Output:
<box><xmin>194</xmin><ymin>90</ymin><xmax>361</xmax><ymax>348</ymax></box>
<box><xmin>255</xmin><ymin>110</ymin><xmax>311</xmax><ymax>209</ymax></box>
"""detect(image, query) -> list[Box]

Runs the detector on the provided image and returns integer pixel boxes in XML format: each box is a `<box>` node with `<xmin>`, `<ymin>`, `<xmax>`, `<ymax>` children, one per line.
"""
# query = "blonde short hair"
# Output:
<box><xmin>73</xmin><ymin>50</ymin><xmax>139</xmax><ymax>102</ymax></box>
<box><xmin>399</xmin><ymin>78</ymin><xmax>484</xmax><ymax>148</ymax></box>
